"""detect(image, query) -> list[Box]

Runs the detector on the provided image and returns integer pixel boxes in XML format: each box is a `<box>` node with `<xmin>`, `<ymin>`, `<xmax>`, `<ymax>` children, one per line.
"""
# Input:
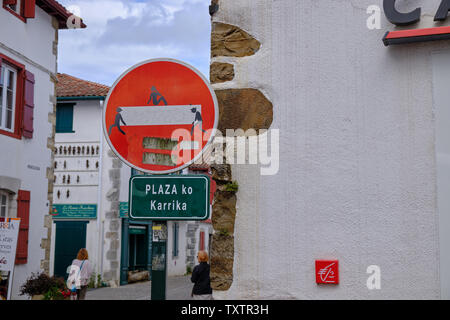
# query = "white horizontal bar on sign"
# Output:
<box><xmin>179</xmin><ymin>141</ymin><xmax>199</xmax><ymax>150</ymax></box>
<box><xmin>119</xmin><ymin>105</ymin><xmax>201</xmax><ymax>126</ymax></box>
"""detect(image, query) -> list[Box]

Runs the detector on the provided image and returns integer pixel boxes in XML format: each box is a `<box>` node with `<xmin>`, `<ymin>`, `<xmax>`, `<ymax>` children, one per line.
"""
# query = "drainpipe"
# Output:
<box><xmin>97</xmin><ymin>100</ymin><xmax>105</xmax><ymax>283</ymax></box>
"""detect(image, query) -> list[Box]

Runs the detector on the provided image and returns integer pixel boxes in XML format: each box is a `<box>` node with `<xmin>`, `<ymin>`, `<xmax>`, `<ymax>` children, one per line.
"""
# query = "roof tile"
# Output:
<box><xmin>56</xmin><ymin>73</ymin><xmax>110</xmax><ymax>98</ymax></box>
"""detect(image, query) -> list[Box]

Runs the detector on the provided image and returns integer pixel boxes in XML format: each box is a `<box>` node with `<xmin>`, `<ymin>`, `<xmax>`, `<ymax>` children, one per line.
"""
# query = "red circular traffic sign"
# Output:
<box><xmin>103</xmin><ymin>59</ymin><xmax>219</xmax><ymax>174</ymax></box>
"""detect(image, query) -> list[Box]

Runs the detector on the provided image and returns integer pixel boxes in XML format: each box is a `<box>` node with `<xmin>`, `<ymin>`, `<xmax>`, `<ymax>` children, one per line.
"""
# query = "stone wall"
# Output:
<box><xmin>209</xmin><ymin>0</ymin><xmax>273</xmax><ymax>291</ymax></box>
<box><xmin>101</xmin><ymin>149</ymin><xmax>123</xmax><ymax>286</ymax></box>
<box><xmin>41</xmin><ymin>17</ymin><xmax>60</xmax><ymax>274</ymax></box>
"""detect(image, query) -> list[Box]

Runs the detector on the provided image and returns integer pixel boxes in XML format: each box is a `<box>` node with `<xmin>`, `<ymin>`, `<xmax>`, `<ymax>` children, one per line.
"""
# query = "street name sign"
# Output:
<box><xmin>129</xmin><ymin>175</ymin><xmax>210</xmax><ymax>220</ymax></box>
<box><xmin>102</xmin><ymin>58</ymin><xmax>219</xmax><ymax>174</ymax></box>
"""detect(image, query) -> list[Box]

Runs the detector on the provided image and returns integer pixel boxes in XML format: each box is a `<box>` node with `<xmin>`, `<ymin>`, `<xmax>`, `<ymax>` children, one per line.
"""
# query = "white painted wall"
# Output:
<box><xmin>166</xmin><ymin>221</ymin><xmax>213</xmax><ymax>277</ymax></box>
<box><xmin>212</xmin><ymin>0</ymin><xmax>441</xmax><ymax>299</ymax></box>
<box><xmin>0</xmin><ymin>6</ymin><xmax>58</xmax><ymax>300</ymax></box>
<box><xmin>432</xmin><ymin>50</ymin><xmax>450</xmax><ymax>300</ymax></box>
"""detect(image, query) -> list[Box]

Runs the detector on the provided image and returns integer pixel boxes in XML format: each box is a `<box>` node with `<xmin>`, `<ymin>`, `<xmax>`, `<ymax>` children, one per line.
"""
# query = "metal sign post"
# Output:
<box><xmin>103</xmin><ymin>58</ymin><xmax>217</xmax><ymax>300</ymax></box>
<box><xmin>150</xmin><ymin>222</ymin><xmax>167</xmax><ymax>300</ymax></box>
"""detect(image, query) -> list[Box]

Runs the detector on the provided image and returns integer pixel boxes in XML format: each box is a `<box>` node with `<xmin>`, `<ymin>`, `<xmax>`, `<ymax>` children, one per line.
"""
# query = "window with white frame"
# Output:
<box><xmin>0</xmin><ymin>64</ymin><xmax>17</xmax><ymax>132</ymax></box>
<box><xmin>0</xmin><ymin>191</ymin><xmax>8</xmax><ymax>218</ymax></box>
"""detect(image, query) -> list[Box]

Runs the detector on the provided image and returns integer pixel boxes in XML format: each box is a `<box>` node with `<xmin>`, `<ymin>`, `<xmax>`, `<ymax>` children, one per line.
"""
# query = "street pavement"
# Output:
<box><xmin>85</xmin><ymin>275</ymin><xmax>193</xmax><ymax>300</ymax></box>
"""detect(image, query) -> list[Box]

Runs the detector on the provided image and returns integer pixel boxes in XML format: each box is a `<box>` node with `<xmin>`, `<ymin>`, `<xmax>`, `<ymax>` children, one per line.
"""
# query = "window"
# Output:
<box><xmin>56</xmin><ymin>103</ymin><xmax>75</xmax><ymax>133</ymax></box>
<box><xmin>0</xmin><ymin>191</ymin><xmax>8</xmax><ymax>218</ymax></box>
<box><xmin>3</xmin><ymin>0</ymin><xmax>35</xmax><ymax>21</ymax></box>
<box><xmin>0</xmin><ymin>64</ymin><xmax>17</xmax><ymax>132</ymax></box>
<box><xmin>0</xmin><ymin>53</ymin><xmax>30</xmax><ymax>139</ymax></box>
<box><xmin>5</xmin><ymin>0</ymin><xmax>21</xmax><ymax>14</ymax></box>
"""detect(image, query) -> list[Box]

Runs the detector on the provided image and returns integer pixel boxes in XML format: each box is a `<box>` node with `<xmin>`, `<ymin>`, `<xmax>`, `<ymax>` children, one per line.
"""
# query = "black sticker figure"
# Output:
<box><xmin>191</xmin><ymin>107</ymin><xmax>206</xmax><ymax>135</ymax></box>
<box><xmin>148</xmin><ymin>86</ymin><xmax>168</xmax><ymax>106</ymax></box>
<box><xmin>109</xmin><ymin>107</ymin><xmax>127</xmax><ymax>136</ymax></box>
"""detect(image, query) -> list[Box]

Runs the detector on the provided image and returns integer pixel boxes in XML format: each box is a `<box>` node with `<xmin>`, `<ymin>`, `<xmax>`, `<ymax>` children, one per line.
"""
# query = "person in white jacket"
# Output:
<box><xmin>67</xmin><ymin>248</ymin><xmax>93</xmax><ymax>300</ymax></box>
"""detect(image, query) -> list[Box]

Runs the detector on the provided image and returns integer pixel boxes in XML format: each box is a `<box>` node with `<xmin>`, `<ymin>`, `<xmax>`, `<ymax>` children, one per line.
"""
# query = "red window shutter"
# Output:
<box><xmin>4</xmin><ymin>0</ymin><xmax>18</xmax><ymax>5</ymax></box>
<box><xmin>16</xmin><ymin>190</ymin><xmax>30</xmax><ymax>265</ymax></box>
<box><xmin>200</xmin><ymin>231</ymin><xmax>205</xmax><ymax>251</ymax></box>
<box><xmin>23</xmin><ymin>0</ymin><xmax>35</xmax><ymax>19</ymax></box>
<box><xmin>23</xmin><ymin>70</ymin><xmax>35</xmax><ymax>139</ymax></box>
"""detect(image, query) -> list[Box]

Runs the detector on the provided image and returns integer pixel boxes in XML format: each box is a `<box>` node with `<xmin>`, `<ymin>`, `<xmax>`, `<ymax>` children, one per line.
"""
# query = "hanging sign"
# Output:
<box><xmin>103</xmin><ymin>58</ymin><xmax>219</xmax><ymax>174</ymax></box>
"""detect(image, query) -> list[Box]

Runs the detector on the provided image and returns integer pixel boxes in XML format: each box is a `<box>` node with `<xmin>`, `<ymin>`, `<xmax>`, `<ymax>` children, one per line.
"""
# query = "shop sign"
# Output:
<box><xmin>129</xmin><ymin>175</ymin><xmax>210</xmax><ymax>220</ymax></box>
<box><xmin>51</xmin><ymin>204</ymin><xmax>97</xmax><ymax>219</ymax></box>
<box><xmin>383</xmin><ymin>0</ymin><xmax>450</xmax><ymax>46</ymax></box>
<box><xmin>0</xmin><ymin>218</ymin><xmax>20</xmax><ymax>273</ymax></box>
<box><xmin>384</xmin><ymin>0</ymin><xmax>450</xmax><ymax>26</ymax></box>
<box><xmin>315</xmin><ymin>260</ymin><xmax>339</xmax><ymax>285</ymax></box>
<box><xmin>119</xmin><ymin>202</ymin><xmax>129</xmax><ymax>218</ymax></box>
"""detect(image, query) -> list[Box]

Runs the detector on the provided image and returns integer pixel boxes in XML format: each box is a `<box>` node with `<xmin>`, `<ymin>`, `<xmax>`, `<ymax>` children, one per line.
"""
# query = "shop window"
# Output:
<box><xmin>56</xmin><ymin>103</ymin><xmax>75</xmax><ymax>133</ymax></box>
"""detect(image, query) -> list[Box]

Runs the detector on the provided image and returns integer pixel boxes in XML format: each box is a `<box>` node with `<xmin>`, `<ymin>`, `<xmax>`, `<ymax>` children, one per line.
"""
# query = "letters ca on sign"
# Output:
<box><xmin>384</xmin><ymin>0</ymin><xmax>450</xmax><ymax>26</ymax></box>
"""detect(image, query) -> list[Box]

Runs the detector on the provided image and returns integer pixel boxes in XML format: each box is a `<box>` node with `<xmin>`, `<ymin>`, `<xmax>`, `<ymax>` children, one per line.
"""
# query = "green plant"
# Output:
<box><xmin>218</xmin><ymin>229</ymin><xmax>230</xmax><ymax>236</ymax></box>
<box><xmin>88</xmin><ymin>273</ymin><xmax>96</xmax><ymax>289</ymax></box>
<box><xmin>19</xmin><ymin>272</ymin><xmax>66</xmax><ymax>298</ymax></box>
<box><xmin>185</xmin><ymin>265</ymin><xmax>192</xmax><ymax>275</ymax></box>
<box><xmin>224</xmin><ymin>181</ymin><xmax>239</xmax><ymax>193</ymax></box>
<box><xmin>43</xmin><ymin>287</ymin><xmax>68</xmax><ymax>300</ymax></box>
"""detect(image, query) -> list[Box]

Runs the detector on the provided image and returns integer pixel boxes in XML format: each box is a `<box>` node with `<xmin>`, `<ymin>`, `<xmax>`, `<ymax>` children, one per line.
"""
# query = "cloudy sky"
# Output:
<box><xmin>58</xmin><ymin>0</ymin><xmax>211</xmax><ymax>86</ymax></box>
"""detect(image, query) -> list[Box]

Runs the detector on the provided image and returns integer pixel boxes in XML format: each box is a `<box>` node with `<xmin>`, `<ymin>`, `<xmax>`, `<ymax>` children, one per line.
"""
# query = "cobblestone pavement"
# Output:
<box><xmin>85</xmin><ymin>275</ymin><xmax>193</xmax><ymax>300</ymax></box>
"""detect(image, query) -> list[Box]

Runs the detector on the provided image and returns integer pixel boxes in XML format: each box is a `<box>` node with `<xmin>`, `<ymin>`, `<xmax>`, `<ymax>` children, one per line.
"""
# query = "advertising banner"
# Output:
<box><xmin>0</xmin><ymin>218</ymin><xmax>20</xmax><ymax>300</ymax></box>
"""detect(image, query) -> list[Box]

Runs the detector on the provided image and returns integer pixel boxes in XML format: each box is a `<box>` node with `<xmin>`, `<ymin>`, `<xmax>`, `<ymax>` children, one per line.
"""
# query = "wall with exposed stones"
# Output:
<box><xmin>209</xmin><ymin>0</ymin><xmax>441</xmax><ymax>299</ymax></box>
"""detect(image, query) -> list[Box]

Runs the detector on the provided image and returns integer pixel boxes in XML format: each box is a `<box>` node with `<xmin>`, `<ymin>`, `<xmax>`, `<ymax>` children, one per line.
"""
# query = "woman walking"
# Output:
<box><xmin>69</xmin><ymin>248</ymin><xmax>93</xmax><ymax>300</ymax></box>
<box><xmin>190</xmin><ymin>251</ymin><xmax>213</xmax><ymax>300</ymax></box>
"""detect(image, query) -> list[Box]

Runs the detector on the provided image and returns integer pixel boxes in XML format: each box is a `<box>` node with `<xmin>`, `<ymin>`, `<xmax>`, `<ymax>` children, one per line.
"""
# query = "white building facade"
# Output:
<box><xmin>210</xmin><ymin>0</ymin><xmax>449</xmax><ymax>299</ymax></box>
<box><xmin>0</xmin><ymin>0</ymin><xmax>84</xmax><ymax>299</ymax></box>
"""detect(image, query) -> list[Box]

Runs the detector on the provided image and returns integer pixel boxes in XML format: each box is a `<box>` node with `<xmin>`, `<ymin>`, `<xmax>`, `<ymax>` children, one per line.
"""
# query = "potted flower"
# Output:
<box><xmin>19</xmin><ymin>272</ymin><xmax>68</xmax><ymax>300</ymax></box>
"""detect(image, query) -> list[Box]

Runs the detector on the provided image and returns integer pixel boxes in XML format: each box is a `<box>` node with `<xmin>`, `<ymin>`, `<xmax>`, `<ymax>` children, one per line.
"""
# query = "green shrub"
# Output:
<box><xmin>224</xmin><ymin>181</ymin><xmax>239</xmax><ymax>192</ymax></box>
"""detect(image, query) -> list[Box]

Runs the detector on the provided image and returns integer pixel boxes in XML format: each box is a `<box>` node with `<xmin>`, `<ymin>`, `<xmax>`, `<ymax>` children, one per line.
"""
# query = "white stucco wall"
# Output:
<box><xmin>212</xmin><ymin>0</ymin><xmax>442</xmax><ymax>299</ymax></box>
<box><xmin>432</xmin><ymin>50</ymin><xmax>450</xmax><ymax>300</ymax></box>
<box><xmin>0</xmin><ymin>6</ymin><xmax>58</xmax><ymax>299</ymax></box>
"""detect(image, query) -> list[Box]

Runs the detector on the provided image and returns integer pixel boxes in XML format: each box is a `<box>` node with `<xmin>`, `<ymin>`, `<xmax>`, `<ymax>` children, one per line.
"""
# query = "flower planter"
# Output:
<box><xmin>31</xmin><ymin>294</ymin><xmax>44</xmax><ymax>300</ymax></box>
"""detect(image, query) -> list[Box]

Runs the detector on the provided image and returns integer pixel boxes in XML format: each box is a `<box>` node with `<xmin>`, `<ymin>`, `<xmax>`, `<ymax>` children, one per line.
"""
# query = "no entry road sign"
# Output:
<box><xmin>129</xmin><ymin>175</ymin><xmax>210</xmax><ymax>220</ymax></box>
<box><xmin>103</xmin><ymin>59</ymin><xmax>219</xmax><ymax>174</ymax></box>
